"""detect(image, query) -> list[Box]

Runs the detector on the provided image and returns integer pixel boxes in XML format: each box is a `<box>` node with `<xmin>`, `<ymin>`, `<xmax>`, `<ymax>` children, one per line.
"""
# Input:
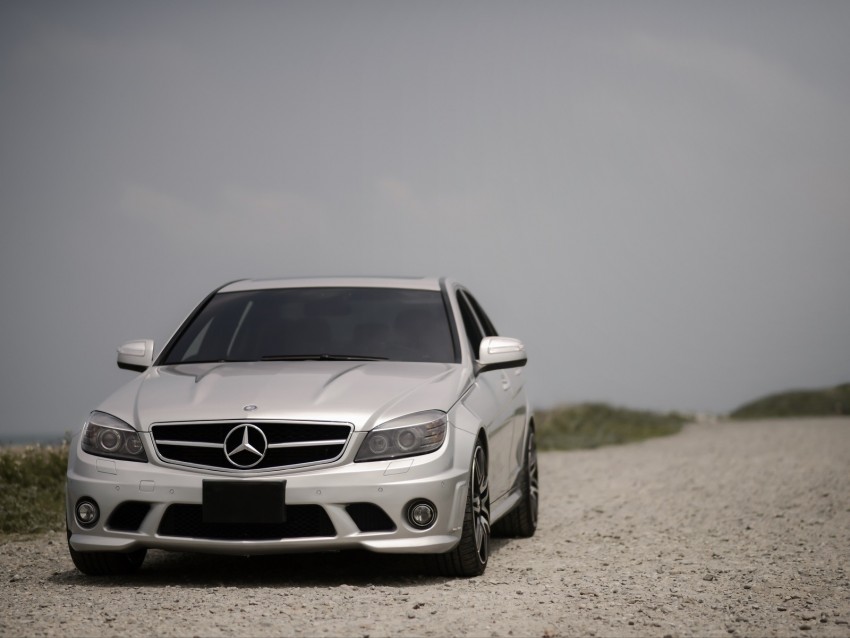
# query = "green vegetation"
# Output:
<box><xmin>730</xmin><ymin>383</ymin><xmax>850</xmax><ymax>420</ymax></box>
<box><xmin>535</xmin><ymin>403</ymin><xmax>688</xmax><ymax>451</ymax></box>
<box><xmin>0</xmin><ymin>444</ymin><xmax>68</xmax><ymax>537</ymax></box>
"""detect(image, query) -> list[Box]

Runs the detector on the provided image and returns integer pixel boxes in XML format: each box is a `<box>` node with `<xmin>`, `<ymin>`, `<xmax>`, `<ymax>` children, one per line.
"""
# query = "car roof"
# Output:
<box><xmin>219</xmin><ymin>276</ymin><xmax>446</xmax><ymax>293</ymax></box>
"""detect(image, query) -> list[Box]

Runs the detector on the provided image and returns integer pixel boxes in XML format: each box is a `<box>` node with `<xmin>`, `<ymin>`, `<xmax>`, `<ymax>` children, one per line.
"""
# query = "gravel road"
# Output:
<box><xmin>2</xmin><ymin>417</ymin><xmax>849</xmax><ymax>637</ymax></box>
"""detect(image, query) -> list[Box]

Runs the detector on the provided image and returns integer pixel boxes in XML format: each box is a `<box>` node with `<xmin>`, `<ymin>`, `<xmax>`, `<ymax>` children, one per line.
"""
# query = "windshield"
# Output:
<box><xmin>161</xmin><ymin>287</ymin><xmax>458</xmax><ymax>365</ymax></box>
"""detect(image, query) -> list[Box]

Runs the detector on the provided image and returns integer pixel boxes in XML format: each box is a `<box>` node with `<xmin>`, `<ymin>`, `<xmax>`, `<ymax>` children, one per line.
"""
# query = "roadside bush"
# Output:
<box><xmin>730</xmin><ymin>383</ymin><xmax>850</xmax><ymax>420</ymax></box>
<box><xmin>0</xmin><ymin>444</ymin><xmax>68</xmax><ymax>536</ymax></box>
<box><xmin>536</xmin><ymin>403</ymin><xmax>687</xmax><ymax>451</ymax></box>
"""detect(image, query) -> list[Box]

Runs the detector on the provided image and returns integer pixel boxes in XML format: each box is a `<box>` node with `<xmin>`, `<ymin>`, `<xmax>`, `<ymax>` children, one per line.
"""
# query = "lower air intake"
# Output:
<box><xmin>106</xmin><ymin>502</ymin><xmax>152</xmax><ymax>532</ymax></box>
<box><xmin>158</xmin><ymin>504</ymin><xmax>336</xmax><ymax>540</ymax></box>
<box><xmin>346</xmin><ymin>503</ymin><xmax>396</xmax><ymax>532</ymax></box>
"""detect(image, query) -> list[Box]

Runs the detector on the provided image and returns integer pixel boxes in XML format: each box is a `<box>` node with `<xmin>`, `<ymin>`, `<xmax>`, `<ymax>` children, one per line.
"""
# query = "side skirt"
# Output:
<box><xmin>489</xmin><ymin>489</ymin><xmax>522</xmax><ymax>525</ymax></box>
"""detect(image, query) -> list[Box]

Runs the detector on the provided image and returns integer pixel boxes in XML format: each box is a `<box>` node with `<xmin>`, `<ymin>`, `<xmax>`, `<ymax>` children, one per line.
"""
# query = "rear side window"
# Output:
<box><xmin>162</xmin><ymin>287</ymin><xmax>459</xmax><ymax>364</ymax></box>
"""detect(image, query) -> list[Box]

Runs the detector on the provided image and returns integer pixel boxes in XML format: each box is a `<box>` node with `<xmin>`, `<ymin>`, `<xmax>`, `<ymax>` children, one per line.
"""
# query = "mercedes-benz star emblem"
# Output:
<box><xmin>223</xmin><ymin>424</ymin><xmax>268</xmax><ymax>468</ymax></box>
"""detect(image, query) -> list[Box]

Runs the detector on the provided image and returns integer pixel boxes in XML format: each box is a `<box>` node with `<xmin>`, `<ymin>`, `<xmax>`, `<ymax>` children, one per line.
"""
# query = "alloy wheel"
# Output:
<box><xmin>527</xmin><ymin>431</ymin><xmax>539</xmax><ymax>528</ymax></box>
<box><xmin>471</xmin><ymin>444</ymin><xmax>490</xmax><ymax>564</ymax></box>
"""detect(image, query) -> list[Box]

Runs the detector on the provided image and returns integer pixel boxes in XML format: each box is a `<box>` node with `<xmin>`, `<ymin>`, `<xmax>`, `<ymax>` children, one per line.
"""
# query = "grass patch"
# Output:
<box><xmin>0</xmin><ymin>444</ymin><xmax>68</xmax><ymax>537</ymax></box>
<box><xmin>730</xmin><ymin>383</ymin><xmax>850</xmax><ymax>420</ymax></box>
<box><xmin>536</xmin><ymin>403</ymin><xmax>688</xmax><ymax>451</ymax></box>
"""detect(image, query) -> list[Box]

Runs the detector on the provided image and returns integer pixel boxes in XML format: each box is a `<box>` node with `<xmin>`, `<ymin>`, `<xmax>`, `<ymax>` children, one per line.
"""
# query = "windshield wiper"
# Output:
<box><xmin>260</xmin><ymin>354</ymin><xmax>388</xmax><ymax>362</ymax></box>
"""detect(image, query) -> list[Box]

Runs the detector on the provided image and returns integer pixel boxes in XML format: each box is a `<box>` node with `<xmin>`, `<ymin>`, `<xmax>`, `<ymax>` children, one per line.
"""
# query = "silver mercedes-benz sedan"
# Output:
<box><xmin>66</xmin><ymin>277</ymin><xmax>537</xmax><ymax>577</ymax></box>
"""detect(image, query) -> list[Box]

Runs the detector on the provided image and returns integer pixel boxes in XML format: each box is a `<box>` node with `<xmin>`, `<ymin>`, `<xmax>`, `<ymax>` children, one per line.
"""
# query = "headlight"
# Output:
<box><xmin>81</xmin><ymin>411</ymin><xmax>148</xmax><ymax>463</ymax></box>
<box><xmin>355</xmin><ymin>410</ymin><xmax>447</xmax><ymax>462</ymax></box>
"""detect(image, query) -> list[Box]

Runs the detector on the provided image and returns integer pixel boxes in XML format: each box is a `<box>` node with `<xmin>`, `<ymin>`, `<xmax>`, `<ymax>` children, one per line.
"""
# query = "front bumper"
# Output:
<box><xmin>66</xmin><ymin>428</ymin><xmax>472</xmax><ymax>556</ymax></box>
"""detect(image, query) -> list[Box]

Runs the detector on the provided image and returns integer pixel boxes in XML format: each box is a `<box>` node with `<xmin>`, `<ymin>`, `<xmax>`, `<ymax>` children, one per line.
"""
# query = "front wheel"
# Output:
<box><xmin>431</xmin><ymin>440</ymin><xmax>490</xmax><ymax>577</ymax></box>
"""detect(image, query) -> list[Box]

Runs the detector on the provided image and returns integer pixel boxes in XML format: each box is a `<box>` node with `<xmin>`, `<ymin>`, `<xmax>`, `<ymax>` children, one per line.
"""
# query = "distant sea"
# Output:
<box><xmin>0</xmin><ymin>432</ymin><xmax>71</xmax><ymax>446</ymax></box>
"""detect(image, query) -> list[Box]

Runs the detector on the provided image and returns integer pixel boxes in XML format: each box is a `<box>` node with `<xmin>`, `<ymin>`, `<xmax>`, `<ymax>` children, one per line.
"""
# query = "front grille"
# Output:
<box><xmin>107</xmin><ymin>502</ymin><xmax>152</xmax><ymax>532</ymax></box>
<box><xmin>158</xmin><ymin>504</ymin><xmax>336</xmax><ymax>540</ymax></box>
<box><xmin>150</xmin><ymin>421</ymin><xmax>353</xmax><ymax>471</ymax></box>
<box><xmin>346</xmin><ymin>503</ymin><xmax>396</xmax><ymax>533</ymax></box>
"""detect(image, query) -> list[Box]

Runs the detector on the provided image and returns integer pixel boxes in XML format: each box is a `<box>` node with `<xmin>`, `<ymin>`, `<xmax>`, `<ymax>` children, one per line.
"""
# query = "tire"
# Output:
<box><xmin>432</xmin><ymin>440</ymin><xmax>490</xmax><ymax>577</ymax></box>
<box><xmin>67</xmin><ymin>529</ymin><xmax>146</xmax><ymax>576</ymax></box>
<box><xmin>493</xmin><ymin>427</ymin><xmax>538</xmax><ymax>538</ymax></box>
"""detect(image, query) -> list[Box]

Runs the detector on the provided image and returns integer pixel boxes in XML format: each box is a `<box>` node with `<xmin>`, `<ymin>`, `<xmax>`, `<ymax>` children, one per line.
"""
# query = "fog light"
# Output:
<box><xmin>407</xmin><ymin>500</ymin><xmax>436</xmax><ymax>529</ymax></box>
<box><xmin>75</xmin><ymin>499</ymin><xmax>99</xmax><ymax>527</ymax></box>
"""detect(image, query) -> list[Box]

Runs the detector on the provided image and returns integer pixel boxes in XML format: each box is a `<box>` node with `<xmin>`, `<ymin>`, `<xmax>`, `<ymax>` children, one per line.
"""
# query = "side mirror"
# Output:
<box><xmin>117</xmin><ymin>339</ymin><xmax>155</xmax><ymax>372</ymax></box>
<box><xmin>477</xmin><ymin>336</ymin><xmax>527</xmax><ymax>373</ymax></box>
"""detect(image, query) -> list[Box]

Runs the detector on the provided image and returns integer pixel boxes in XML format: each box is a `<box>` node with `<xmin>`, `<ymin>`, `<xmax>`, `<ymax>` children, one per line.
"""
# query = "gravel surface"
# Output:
<box><xmin>2</xmin><ymin>417</ymin><xmax>849</xmax><ymax>637</ymax></box>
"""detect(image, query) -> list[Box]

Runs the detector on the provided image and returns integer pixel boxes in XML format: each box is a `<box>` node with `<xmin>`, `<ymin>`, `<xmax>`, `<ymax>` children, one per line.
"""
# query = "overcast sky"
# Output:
<box><xmin>2</xmin><ymin>1</ymin><xmax>849</xmax><ymax>439</ymax></box>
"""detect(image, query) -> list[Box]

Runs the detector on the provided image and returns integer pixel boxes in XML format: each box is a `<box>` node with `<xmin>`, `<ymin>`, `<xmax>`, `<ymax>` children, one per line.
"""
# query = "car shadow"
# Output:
<box><xmin>49</xmin><ymin>537</ymin><xmax>512</xmax><ymax>588</ymax></box>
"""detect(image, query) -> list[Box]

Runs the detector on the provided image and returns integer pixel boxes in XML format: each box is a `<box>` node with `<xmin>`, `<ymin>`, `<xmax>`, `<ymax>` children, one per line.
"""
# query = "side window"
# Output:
<box><xmin>465</xmin><ymin>292</ymin><xmax>498</xmax><ymax>337</ymax></box>
<box><xmin>457</xmin><ymin>290</ymin><xmax>485</xmax><ymax>358</ymax></box>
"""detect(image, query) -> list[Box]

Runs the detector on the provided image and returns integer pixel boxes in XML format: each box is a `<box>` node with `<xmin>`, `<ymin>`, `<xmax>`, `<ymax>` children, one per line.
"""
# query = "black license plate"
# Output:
<box><xmin>202</xmin><ymin>480</ymin><xmax>286</xmax><ymax>524</ymax></box>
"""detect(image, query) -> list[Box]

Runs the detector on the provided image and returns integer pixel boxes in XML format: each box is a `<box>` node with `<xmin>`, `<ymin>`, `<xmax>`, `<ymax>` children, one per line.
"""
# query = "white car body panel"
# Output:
<box><xmin>99</xmin><ymin>361</ymin><xmax>468</xmax><ymax>433</ymax></box>
<box><xmin>66</xmin><ymin>276</ymin><xmax>533</xmax><ymax>571</ymax></box>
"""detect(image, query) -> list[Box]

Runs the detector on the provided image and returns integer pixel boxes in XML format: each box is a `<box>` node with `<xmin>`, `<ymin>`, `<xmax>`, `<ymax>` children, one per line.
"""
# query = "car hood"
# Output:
<box><xmin>97</xmin><ymin>361</ymin><xmax>469</xmax><ymax>432</ymax></box>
